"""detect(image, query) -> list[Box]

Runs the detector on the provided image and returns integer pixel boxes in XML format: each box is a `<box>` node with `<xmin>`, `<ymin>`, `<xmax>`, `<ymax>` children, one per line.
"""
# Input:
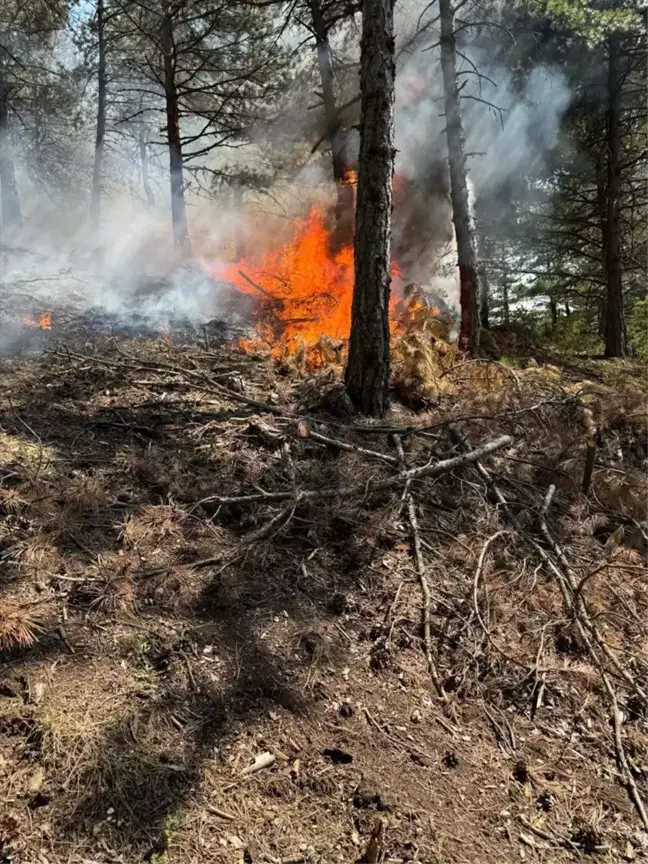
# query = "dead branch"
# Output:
<box><xmin>393</xmin><ymin>435</ymin><xmax>445</xmax><ymax>698</ymax></box>
<box><xmin>192</xmin><ymin>435</ymin><xmax>513</xmax><ymax>508</ymax></box>
<box><xmin>517</xmin><ymin>814</ymin><xmax>609</xmax><ymax>852</ymax></box>
<box><xmin>298</xmin><ymin>421</ymin><xmax>399</xmax><ymax>465</ymax></box>
<box><xmin>472</xmin><ymin>531</ymin><xmax>510</xmax><ymax>637</ymax></box>
<box><xmin>238</xmin><ymin>269</ymin><xmax>273</xmax><ymax>298</ymax></box>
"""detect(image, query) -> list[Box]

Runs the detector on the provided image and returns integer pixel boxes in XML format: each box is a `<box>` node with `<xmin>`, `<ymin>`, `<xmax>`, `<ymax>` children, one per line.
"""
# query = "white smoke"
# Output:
<box><xmin>0</xmin><ymin>2</ymin><xmax>571</xmax><ymax>339</ymax></box>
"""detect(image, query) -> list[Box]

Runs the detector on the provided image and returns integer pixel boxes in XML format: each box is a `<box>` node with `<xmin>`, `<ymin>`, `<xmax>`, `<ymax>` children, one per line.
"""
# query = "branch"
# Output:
<box><xmin>192</xmin><ymin>435</ymin><xmax>513</xmax><ymax>507</ymax></box>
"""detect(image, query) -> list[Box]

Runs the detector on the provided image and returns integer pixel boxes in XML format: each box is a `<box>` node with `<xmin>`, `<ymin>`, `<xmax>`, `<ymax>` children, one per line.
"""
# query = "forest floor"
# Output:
<box><xmin>0</xmin><ymin>318</ymin><xmax>647</xmax><ymax>864</ymax></box>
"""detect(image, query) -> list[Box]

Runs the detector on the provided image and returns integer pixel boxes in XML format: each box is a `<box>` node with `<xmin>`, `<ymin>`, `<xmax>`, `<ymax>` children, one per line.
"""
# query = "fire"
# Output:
<box><xmin>217</xmin><ymin>207</ymin><xmax>356</xmax><ymax>349</ymax></box>
<box><xmin>212</xmin><ymin>206</ymin><xmax>404</xmax><ymax>358</ymax></box>
<box><xmin>23</xmin><ymin>312</ymin><xmax>52</xmax><ymax>330</ymax></box>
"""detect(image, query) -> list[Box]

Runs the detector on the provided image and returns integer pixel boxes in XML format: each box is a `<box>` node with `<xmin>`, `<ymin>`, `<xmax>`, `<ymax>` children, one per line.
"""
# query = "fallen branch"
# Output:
<box><xmin>298</xmin><ymin>421</ymin><xmax>399</xmax><ymax>465</ymax></box>
<box><xmin>517</xmin><ymin>814</ymin><xmax>609</xmax><ymax>852</ymax></box>
<box><xmin>472</xmin><ymin>530</ymin><xmax>510</xmax><ymax>637</ymax></box>
<box><xmin>191</xmin><ymin>435</ymin><xmax>513</xmax><ymax>508</ymax></box>
<box><xmin>393</xmin><ymin>435</ymin><xmax>445</xmax><ymax>698</ymax></box>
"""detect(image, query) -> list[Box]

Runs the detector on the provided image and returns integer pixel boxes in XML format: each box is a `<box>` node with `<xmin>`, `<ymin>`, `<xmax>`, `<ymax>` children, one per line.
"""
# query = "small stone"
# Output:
<box><xmin>410</xmin><ymin>709</ymin><xmax>422</xmax><ymax>723</ymax></box>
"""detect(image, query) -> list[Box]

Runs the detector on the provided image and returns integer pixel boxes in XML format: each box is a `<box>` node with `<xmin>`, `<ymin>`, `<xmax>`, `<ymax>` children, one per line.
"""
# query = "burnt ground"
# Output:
<box><xmin>0</xmin><ymin>319</ymin><xmax>647</xmax><ymax>864</ymax></box>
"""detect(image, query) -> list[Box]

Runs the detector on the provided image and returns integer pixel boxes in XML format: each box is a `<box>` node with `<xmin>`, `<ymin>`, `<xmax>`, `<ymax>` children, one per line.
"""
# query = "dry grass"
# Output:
<box><xmin>0</xmin><ymin>602</ymin><xmax>39</xmax><ymax>650</ymax></box>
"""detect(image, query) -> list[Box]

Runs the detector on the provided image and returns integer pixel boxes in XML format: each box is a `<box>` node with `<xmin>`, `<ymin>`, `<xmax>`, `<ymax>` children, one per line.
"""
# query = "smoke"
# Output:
<box><xmin>0</xmin><ymin>1</ymin><xmax>571</xmax><ymax>342</ymax></box>
<box><xmin>391</xmin><ymin>21</ymin><xmax>570</xmax><ymax>307</ymax></box>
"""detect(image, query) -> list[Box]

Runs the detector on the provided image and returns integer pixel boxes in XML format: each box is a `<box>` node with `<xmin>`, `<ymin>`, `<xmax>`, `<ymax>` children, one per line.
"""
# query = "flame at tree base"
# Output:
<box><xmin>209</xmin><ymin>207</ymin><xmax>454</xmax><ymax>366</ymax></box>
<box><xmin>217</xmin><ymin>207</ymin><xmax>358</xmax><ymax>348</ymax></box>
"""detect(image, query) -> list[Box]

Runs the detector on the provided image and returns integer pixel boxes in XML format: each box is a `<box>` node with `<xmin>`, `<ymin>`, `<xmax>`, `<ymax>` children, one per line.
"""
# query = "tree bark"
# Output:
<box><xmin>439</xmin><ymin>0</ymin><xmax>479</xmax><ymax>354</ymax></box>
<box><xmin>344</xmin><ymin>0</ymin><xmax>396</xmax><ymax>417</ymax></box>
<box><xmin>161</xmin><ymin>8</ymin><xmax>191</xmax><ymax>254</ymax></box>
<box><xmin>139</xmin><ymin>123</ymin><xmax>155</xmax><ymax>205</ymax></box>
<box><xmin>603</xmin><ymin>33</ymin><xmax>624</xmax><ymax>358</ymax></box>
<box><xmin>501</xmin><ymin>255</ymin><xmax>510</xmax><ymax>327</ymax></box>
<box><xmin>0</xmin><ymin>71</ymin><xmax>22</xmax><ymax>234</ymax></box>
<box><xmin>309</xmin><ymin>0</ymin><xmax>354</xmax><ymax>250</ymax></box>
<box><xmin>90</xmin><ymin>0</ymin><xmax>106</xmax><ymax>229</ymax></box>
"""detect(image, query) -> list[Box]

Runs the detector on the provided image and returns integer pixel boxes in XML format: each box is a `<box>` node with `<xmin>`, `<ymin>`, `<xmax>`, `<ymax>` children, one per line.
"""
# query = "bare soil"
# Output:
<box><xmin>0</xmin><ymin>321</ymin><xmax>646</xmax><ymax>864</ymax></box>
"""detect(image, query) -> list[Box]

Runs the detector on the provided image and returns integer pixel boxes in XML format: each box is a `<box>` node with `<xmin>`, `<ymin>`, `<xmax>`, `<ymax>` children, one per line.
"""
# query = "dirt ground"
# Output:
<box><xmin>0</xmin><ymin>322</ymin><xmax>646</xmax><ymax>864</ymax></box>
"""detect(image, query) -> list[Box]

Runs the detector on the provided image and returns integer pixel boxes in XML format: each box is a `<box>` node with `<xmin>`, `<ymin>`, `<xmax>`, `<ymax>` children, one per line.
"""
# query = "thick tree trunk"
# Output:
<box><xmin>0</xmin><ymin>73</ymin><xmax>22</xmax><ymax>234</ymax></box>
<box><xmin>90</xmin><ymin>0</ymin><xmax>106</xmax><ymax>229</ymax></box>
<box><xmin>344</xmin><ymin>0</ymin><xmax>396</xmax><ymax>417</ymax></box>
<box><xmin>439</xmin><ymin>0</ymin><xmax>479</xmax><ymax>354</ymax></box>
<box><xmin>161</xmin><ymin>9</ymin><xmax>191</xmax><ymax>254</ymax></box>
<box><xmin>139</xmin><ymin>124</ymin><xmax>155</xmax><ymax>206</ymax></box>
<box><xmin>603</xmin><ymin>33</ymin><xmax>624</xmax><ymax>358</ymax></box>
<box><xmin>310</xmin><ymin>0</ymin><xmax>354</xmax><ymax>250</ymax></box>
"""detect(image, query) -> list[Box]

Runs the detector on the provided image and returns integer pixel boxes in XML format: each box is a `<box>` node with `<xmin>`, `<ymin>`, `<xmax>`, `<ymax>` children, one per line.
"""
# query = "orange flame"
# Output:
<box><xmin>23</xmin><ymin>312</ymin><xmax>52</xmax><ymax>330</ymax></box>
<box><xmin>211</xmin><ymin>206</ymin><xmax>402</xmax><ymax>357</ymax></box>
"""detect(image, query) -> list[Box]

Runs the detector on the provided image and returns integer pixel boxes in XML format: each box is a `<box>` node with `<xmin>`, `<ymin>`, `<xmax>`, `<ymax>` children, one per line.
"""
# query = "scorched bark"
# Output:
<box><xmin>439</xmin><ymin>0</ymin><xmax>479</xmax><ymax>354</ymax></box>
<box><xmin>161</xmin><ymin>8</ymin><xmax>191</xmax><ymax>254</ymax></box>
<box><xmin>309</xmin><ymin>0</ymin><xmax>354</xmax><ymax>249</ymax></box>
<box><xmin>90</xmin><ymin>0</ymin><xmax>106</xmax><ymax>229</ymax></box>
<box><xmin>345</xmin><ymin>0</ymin><xmax>396</xmax><ymax>417</ymax></box>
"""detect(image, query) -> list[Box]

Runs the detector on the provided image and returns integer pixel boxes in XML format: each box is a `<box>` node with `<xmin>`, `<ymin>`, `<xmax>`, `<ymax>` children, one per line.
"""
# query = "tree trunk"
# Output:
<box><xmin>501</xmin><ymin>257</ymin><xmax>510</xmax><ymax>327</ymax></box>
<box><xmin>161</xmin><ymin>9</ymin><xmax>191</xmax><ymax>254</ymax></box>
<box><xmin>439</xmin><ymin>0</ymin><xmax>479</xmax><ymax>354</ymax></box>
<box><xmin>549</xmin><ymin>295</ymin><xmax>557</xmax><ymax>329</ymax></box>
<box><xmin>310</xmin><ymin>0</ymin><xmax>354</xmax><ymax>250</ymax></box>
<box><xmin>139</xmin><ymin>124</ymin><xmax>155</xmax><ymax>206</ymax></box>
<box><xmin>90</xmin><ymin>0</ymin><xmax>106</xmax><ymax>229</ymax></box>
<box><xmin>344</xmin><ymin>0</ymin><xmax>396</xmax><ymax>417</ymax></box>
<box><xmin>475</xmin><ymin>204</ymin><xmax>490</xmax><ymax>329</ymax></box>
<box><xmin>0</xmin><ymin>72</ymin><xmax>22</xmax><ymax>234</ymax></box>
<box><xmin>603</xmin><ymin>33</ymin><xmax>624</xmax><ymax>358</ymax></box>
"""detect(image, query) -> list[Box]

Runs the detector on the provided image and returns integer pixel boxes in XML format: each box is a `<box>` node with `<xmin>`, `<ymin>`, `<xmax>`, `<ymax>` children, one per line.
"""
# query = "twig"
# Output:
<box><xmin>298</xmin><ymin>422</ymin><xmax>399</xmax><ymax>465</ymax></box>
<box><xmin>472</xmin><ymin>531</ymin><xmax>510</xmax><ymax>636</ymax></box>
<box><xmin>205</xmin><ymin>804</ymin><xmax>236</xmax><ymax>821</ymax></box>
<box><xmin>393</xmin><ymin>435</ymin><xmax>444</xmax><ymax>698</ymax></box>
<box><xmin>238</xmin><ymin>269</ymin><xmax>272</xmax><ymax>298</ymax></box>
<box><xmin>517</xmin><ymin>815</ymin><xmax>609</xmax><ymax>852</ymax></box>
